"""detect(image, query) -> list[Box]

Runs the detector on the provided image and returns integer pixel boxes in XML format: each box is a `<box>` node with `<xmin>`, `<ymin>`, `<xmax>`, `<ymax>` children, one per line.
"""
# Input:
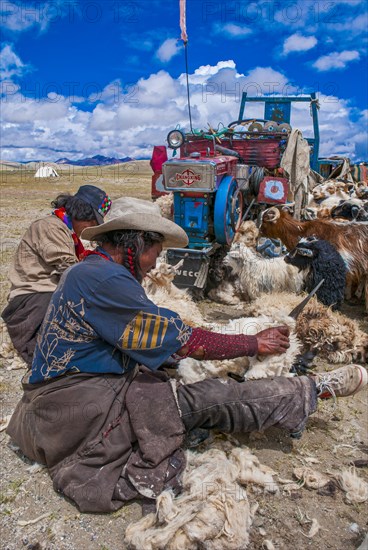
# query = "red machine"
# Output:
<box><xmin>151</xmin><ymin>120</ymin><xmax>291</xmax><ymax>211</ymax></box>
<box><xmin>149</xmin><ymin>121</ymin><xmax>291</xmax><ymax>290</ymax></box>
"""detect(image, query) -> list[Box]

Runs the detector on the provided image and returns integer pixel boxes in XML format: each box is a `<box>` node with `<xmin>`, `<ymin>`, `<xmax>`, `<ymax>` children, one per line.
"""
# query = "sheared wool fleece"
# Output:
<box><xmin>155</xmin><ymin>193</ymin><xmax>174</xmax><ymax>220</ymax></box>
<box><xmin>178</xmin><ymin>313</ymin><xmax>301</xmax><ymax>384</ymax></box>
<box><xmin>334</xmin><ymin>468</ymin><xmax>368</xmax><ymax>503</ymax></box>
<box><xmin>0</xmin><ymin>322</ymin><xmax>27</xmax><ymax>370</ymax></box>
<box><xmin>125</xmin><ymin>441</ymin><xmax>277</xmax><ymax>550</ymax></box>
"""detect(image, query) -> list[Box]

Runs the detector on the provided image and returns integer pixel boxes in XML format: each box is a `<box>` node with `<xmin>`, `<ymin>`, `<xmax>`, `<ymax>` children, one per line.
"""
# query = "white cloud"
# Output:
<box><xmin>0</xmin><ymin>1</ymin><xmax>66</xmax><ymax>33</ymax></box>
<box><xmin>325</xmin><ymin>12</ymin><xmax>368</xmax><ymax>33</ymax></box>
<box><xmin>282</xmin><ymin>33</ymin><xmax>317</xmax><ymax>56</ymax></box>
<box><xmin>156</xmin><ymin>38</ymin><xmax>182</xmax><ymax>63</ymax></box>
<box><xmin>272</xmin><ymin>0</ymin><xmax>367</xmax><ymax>50</ymax></box>
<box><xmin>313</xmin><ymin>50</ymin><xmax>360</xmax><ymax>71</ymax></box>
<box><xmin>0</xmin><ymin>44</ymin><xmax>28</xmax><ymax>79</ymax></box>
<box><xmin>1</xmin><ymin>60</ymin><xmax>367</xmax><ymax>162</ymax></box>
<box><xmin>213</xmin><ymin>23</ymin><xmax>252</xmax><ymax>38</ymax></box>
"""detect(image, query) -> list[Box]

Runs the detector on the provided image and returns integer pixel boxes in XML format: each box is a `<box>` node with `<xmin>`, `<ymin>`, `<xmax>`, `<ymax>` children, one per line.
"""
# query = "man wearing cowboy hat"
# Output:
<box><xmin>7</xmin><ymin>197</ymin><xmax>367</xmax><ymax>514</ymax></box>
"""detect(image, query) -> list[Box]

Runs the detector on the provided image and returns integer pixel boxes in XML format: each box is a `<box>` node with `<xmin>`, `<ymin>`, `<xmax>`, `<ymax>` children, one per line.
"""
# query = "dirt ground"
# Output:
<box><xmin>0</xmin><ymin>166</ymin><xmax>367</xmax><ymax>550</ymax></box>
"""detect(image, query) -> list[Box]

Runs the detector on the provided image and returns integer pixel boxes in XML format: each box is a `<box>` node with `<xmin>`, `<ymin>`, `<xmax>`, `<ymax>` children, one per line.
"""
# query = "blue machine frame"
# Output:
<box><xmin>237</xmin><ymin>92</ymin><xmax>320</xmax><ymax>172</ymax></box>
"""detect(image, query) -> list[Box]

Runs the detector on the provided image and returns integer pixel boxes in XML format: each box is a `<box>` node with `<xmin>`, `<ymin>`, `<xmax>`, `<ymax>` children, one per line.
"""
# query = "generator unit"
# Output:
<box><xmin>160</xmin><ymin>153</ymin><xmax>243</xmax><ymax>289</ymax></box>
<box><xmin>150</xmin><ymin>93</ymin><xmax>321</xmax><ymax>290</ymax></box>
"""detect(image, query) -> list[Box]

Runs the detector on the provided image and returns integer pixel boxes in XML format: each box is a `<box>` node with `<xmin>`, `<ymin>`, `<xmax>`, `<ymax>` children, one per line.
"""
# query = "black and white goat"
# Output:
<box><xmin>331</xmin><ymin>199</ymin><xmax>368</xmax><ymax>222</ymax></box>
<box><xmin>284</xmin><ymin>236</ymin><xmax>347</xmax><ymax>310</ymax></box>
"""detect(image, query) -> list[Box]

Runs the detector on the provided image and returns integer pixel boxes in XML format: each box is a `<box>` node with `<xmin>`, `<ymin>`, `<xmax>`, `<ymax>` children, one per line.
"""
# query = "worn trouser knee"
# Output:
<box><xmin>177</xmin><ymin>376</ymin><xmax>317</xmax><ymax>436</ymax></box>
<box><xmin>2</xmin><ymin>292</ymin><xmax>52</xmax><ymax>367</ymax></box>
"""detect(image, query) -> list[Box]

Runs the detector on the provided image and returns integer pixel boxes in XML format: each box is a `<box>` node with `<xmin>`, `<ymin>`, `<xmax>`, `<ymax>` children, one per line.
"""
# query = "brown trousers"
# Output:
<box><xmin>177</xmin><ymin>375</ymin><xmax>317</xmax><ymax>437</ymax></box>
<box><xmin>2</xmin><ymin>292</ymin><xmax>52</xmax><ymax>367</ymax></box>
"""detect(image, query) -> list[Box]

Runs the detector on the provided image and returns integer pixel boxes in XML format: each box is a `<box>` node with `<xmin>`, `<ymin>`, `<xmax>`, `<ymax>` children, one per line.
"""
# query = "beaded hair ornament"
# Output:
<box><xmin>97</xmin><ymin>195</ymin><xmax>112</xmax><ymax>217</ymax></box>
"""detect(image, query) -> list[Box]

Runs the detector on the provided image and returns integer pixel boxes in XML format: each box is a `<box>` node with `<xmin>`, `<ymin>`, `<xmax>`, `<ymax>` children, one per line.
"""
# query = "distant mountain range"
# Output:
<box><xmin>14</xmin><ymin>155</ymin><xmax>134</xmax><ymax>166</ymax></box>
<box><xmin>54</xmin><ymin>155</ymin><xmax>134</xmax><ymax>166</ymax></box>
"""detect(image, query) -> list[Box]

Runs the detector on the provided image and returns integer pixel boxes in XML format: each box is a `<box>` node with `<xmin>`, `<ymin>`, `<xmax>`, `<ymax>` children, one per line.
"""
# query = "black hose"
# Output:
<box><xmin>249</xmin><ymin>166</ymin><xmax>265</xmax><ymax>196</ymax></box>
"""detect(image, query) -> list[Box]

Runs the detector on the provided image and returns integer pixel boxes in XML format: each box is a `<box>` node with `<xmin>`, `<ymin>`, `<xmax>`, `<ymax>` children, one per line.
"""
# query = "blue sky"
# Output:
<box><xmin>1</xmin><ymin>0</ymin><xmax>367</xmax><ymax>162</ymax></box>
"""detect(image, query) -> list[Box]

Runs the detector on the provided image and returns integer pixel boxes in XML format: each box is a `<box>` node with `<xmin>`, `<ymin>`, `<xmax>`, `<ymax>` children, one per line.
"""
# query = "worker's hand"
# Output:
<box><xmin>255</xmin><ymin>325</ymin><xmax>290</xmax><ymax>356</ymax></box>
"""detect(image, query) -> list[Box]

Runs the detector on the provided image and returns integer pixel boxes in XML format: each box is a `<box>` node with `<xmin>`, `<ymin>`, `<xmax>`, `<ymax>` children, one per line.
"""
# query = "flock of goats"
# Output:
<box><xmin>150</xmin><ymin>178</ymin><xmax>368</xmax><ymax>385</ymax></box>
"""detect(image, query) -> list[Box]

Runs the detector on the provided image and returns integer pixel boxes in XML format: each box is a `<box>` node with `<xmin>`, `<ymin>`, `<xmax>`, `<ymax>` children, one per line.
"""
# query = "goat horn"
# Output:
<box><xmin>172</xmin><ymin>259</ymin><xmax>184</xmax><ymax>271</ymax></box>
<box><xmin>296</xmin><ymin>247</ymin><xmax>314</xmax><ymax>257</ymax></box>
<box><xmin>263</xmin><ymin>207</ymin><xmax>280</xmax><ymax>222</ymax></box>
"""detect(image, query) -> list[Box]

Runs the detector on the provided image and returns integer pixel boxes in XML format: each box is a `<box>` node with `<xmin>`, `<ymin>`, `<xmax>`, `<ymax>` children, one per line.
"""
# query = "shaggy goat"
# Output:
<box><xmin>284</xmin><ymin>236</ymin><xmax>347</xmax><ymax>310</ymax></box>
<box><xmin>244</xmin><ymin>293</ymin><xmax>368</xmax><ymax>365</ymax></box>
<box><xmin>142</xmin><ymin>259</ymin><xmax>206</xmax><ymax>327</ymax></box>
<box><xmin>260</xmin><ymin>207</ymin><xmax>368</xmax><ymax>308</ymax></box>
<box><xmin>331</xmin><ymin>199</ymin><xmax>368</xmax><ymax>222</ymax></box>
<box><xmin>309</xmin><ymin>181</ymin><xmax>350</xmax><ymax>205</ymax></box>
<box><xmin>232</xmin><ymin>220</ymin><xmax>259</xmax><ymax>247</ymax></box>
<box><xmin>224</xmin><ymin>242</ymin><xmax>304</xmax><ymax>301</ymax></box>
<box><xmin>207</xmin><ymin>221</ymin><xmax>260</xmax><ymax>305</ymax></box>
<box><xmin>356</xmin><ymin>183</ymin><xmax>368</xmax><ymax>200</ymax></box>
<box><xmin>308</xmin><ymin>187</ymin><xmax>350</xmax><ymax>211</ymax></box>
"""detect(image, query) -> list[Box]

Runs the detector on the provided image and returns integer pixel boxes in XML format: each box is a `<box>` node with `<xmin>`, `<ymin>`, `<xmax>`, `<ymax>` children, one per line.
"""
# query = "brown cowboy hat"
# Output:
<box><xmin>81</xmin><ymin>197</ymin><xmax>188</xmax><ymax>248</ymax></box>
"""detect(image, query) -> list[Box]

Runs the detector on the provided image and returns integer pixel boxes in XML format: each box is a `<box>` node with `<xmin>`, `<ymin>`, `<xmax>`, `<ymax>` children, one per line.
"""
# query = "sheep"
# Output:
<box><xmin>243</xmin><ymin>293</ymin><xmax>368</xmax><ymax>365</ymax></box>
<box><xmin>260</xmin><ymin>206</ymin><xmax>368</xmax><ymax>309</ymax></box>
<box><xmin>284</xmin><ymin>236</ymin><xmax>347</xmax><ymax>310</ymax></box>
<box><xmin>224</xmin><ymin>242</ymin><xmax>304</xmax><ymax>301</ymax></box>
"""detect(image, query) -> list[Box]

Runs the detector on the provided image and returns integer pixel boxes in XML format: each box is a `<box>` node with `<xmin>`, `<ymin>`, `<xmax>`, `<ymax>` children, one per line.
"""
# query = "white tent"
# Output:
<box><xmin>34</xmin><ymin>165</ymin><xmax>59</xmax><ymax>178</ymax></box>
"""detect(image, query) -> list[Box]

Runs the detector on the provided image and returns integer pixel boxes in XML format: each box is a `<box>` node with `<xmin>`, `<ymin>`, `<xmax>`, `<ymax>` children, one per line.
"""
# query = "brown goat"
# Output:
<box><xmin>260</xmin><ymin>207</ymin><xmax>368</xmax><ymax>309</ymax></box>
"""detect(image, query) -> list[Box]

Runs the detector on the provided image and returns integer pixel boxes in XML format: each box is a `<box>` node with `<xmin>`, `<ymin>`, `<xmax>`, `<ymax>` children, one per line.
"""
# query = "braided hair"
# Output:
<box><xmin>95</xmin><ymin>229</ymin><xmax>164</xmax><ymax>283</ymax></box>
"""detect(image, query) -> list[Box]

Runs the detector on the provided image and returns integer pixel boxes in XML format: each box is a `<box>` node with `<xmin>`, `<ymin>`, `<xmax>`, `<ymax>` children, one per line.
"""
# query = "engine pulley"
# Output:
<box><xmin>214</xmin><ymin>175</ymin><xmax>243</xmax><ymax>245</ymax></box>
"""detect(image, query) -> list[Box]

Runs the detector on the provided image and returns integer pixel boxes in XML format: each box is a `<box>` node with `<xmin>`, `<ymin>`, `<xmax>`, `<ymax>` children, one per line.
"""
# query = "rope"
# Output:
<box><xmin>190</xmin><ymin>127</ymin><xmax>230</xmax><ymax>139</ymax></box>
<box><xmin>310</xmin><ymin>98</ymin><xmax>320</xmax><ymax>117</ymax></box>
